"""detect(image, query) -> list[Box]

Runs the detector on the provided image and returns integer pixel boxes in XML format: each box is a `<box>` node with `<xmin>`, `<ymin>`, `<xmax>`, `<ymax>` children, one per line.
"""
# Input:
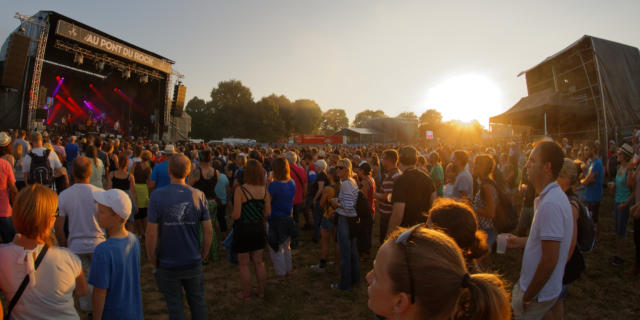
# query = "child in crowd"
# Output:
<box><xmin>89</xmin><ymin>189</ymin><xmax>143</xmax><ymax>319</ymax></box>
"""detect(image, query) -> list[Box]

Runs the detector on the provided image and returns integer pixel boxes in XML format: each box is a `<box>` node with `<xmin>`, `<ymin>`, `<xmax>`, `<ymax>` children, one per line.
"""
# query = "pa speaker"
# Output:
<box><xmin>0</xmin><ymin>33</ymin><xmax>31</xmax><ymax>89</ymax></box>
<box><xmin>171</xmin><ymin>84</ymin><xmax>187</xmax><ymax>117</ymax></box>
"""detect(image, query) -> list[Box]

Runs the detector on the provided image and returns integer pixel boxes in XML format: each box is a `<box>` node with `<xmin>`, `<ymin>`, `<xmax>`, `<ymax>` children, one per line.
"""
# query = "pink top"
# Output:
<box><xmin>0</xmin><ymin>158</ymin><xmax>16</xmax><ymax>217</ymax></box>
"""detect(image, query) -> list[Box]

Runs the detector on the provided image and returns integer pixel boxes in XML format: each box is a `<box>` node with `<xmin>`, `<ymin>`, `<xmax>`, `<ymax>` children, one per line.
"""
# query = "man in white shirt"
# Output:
<box><xmin>22</xmin><ymin>132</ymin><xmax>62</xmax><ymax>187</ymax></box>
<box><xmin>507</xmin><ymin>141</ymin><xmax>573</xmax><ymax>320</ymax></box>
<box><xmin>55</xmin><ymin>156</ymin><xmax>105</xmax><ymax>315</ymax></box>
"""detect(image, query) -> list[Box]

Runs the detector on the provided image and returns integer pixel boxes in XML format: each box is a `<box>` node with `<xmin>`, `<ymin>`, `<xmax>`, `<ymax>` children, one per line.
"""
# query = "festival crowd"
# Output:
<box><xmin>0</xmin><ymin>128</ymin><xmax>639</xmax><ymax>320</ymax></box>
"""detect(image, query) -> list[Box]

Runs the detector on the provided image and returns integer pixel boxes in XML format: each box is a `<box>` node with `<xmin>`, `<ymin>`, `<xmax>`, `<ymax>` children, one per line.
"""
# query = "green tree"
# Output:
<box><xmin>209</xmin><ymin>80</ymin><xmax>255</xmax><ymax>138</ymax></box>
<box><xmin>185</xmin><ymin>97</ymin><xmax>214</xmax><ymax>139</ymax></box>
<box><xmin>396</xmin><ymin>111</ymin><xmax>418</xmax><ymax>121</ymax></box>
<box><xmin>290</xmin><ymin>99</ymin><xmax>323</xmax><ymax>134</ymax></box>
<box><xmin>353</xmin><ymin>109</ymin><xmax>387</xmax><ymax>128</ymax></box>
<box><xmin>263</xmin><ymin>94</ymin><xmax>294</xmax><ymax>136</ymax></box>
<box><xmin>254</xmin><ymin>97</ymin><xmax>287</xmax><ymax>142</ymax></box>
<box><xmin>320</xmin><ymin>109</ymin><xmax>349</xmax><ymax>134</ymax></box>
<box><xmin>419</xmin><ymin>109</ymin><xmax>443</xmax><ymax>129</ymax></box>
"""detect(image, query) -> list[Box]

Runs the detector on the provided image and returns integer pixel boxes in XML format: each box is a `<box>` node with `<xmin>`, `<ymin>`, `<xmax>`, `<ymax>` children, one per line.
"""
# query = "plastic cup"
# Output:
<box><xmin>496</xmin><ymin>234</ymin><xmax>508</xmax><ymax>254</ymax></box>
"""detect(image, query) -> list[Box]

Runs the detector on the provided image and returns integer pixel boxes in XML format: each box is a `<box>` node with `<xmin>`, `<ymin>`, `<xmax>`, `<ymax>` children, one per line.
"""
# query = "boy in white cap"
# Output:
<box><xmin>89</xmin><ymin>189</ymin><xmax>143</xmax><ymax>320</ymax></box>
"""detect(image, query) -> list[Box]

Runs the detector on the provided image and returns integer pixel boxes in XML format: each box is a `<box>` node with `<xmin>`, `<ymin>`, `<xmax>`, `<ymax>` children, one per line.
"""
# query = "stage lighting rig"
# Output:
<box><xmin>73</xmin><ymin>53</ymin><xmax>84</xmax><ymax>65</ymax></box>
<box><xmin>140</xmin><ymin>74</ymin><xmax>149</xmax><ymax>84</ymax></box>
<box><xmin>96</xmin><ymin>60</ymin><xmax>105</xmax><ymax>71</ymax></box>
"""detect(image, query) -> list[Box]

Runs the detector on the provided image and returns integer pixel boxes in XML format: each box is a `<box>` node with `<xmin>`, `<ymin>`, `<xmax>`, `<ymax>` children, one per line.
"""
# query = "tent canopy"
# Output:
<box><xmin>490</xmin><ymin>88</ymin><xmax>595</xmax><ymax>128</ymax></box>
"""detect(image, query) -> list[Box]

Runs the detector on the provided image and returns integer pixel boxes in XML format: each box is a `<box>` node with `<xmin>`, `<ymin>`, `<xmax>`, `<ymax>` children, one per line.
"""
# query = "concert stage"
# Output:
<box><xmin>0</xmin><ymin>11</ymin><xmax>185</xmax><ymax>139</ymax></box>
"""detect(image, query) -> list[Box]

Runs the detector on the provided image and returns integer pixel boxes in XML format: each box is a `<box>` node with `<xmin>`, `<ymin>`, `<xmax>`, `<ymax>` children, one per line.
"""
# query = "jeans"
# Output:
<box><xmin>291</xmin><ymin>203</ymin><xmax>303</xmax><ymax>248</ymax></box>
<box><xmin>77</xmin><ymin>253</ymin><xmax>94</xmax><ymax>312</ymax></box>
<box><xmin>614</xmin><ymin>202</ymin><xmax>630</xmax><ymax>238</ymax></box>
<box><xmin>634</xmin><ymin>218</ymin><xmax>640</xmax><ymax>268</ymax></box>
<box><xmin>0</xmin><ymin>216</ymin><xmax>15</xmax><ymax>243</ymax></box>
<box><xmin>337</xmin><ymin>215</ymin><xmax>360</xmax><ymax>290</ymax></box>
<box><xmin>379</xmin><ymin>214</ymin><xmax>391</xmax><ymax>245</ymax></box>
<box><xmin>155</xmin><ymin>265</ymin><xmax>208</xmax><ymax>320</ymax></box>
<box><xmin>312</xmin><ymin>199</ymin><xmax>322</xmax><ymax>242</ymax></box>
<box><xmin>358</xmin><ymin>213</ymin><xmax>373</xmax><ymax>256</ymax></box>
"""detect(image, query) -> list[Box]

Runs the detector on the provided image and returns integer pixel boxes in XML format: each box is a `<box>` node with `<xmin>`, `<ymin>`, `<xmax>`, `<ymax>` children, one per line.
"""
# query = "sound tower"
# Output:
<box><xmin>0</xmin><ymin>32</ymin><xmax>31</xmax><ymax>89</ymax></box>
<box><xmin>171</xmin><ymin>84</ymin><xmax>187</xmax><ymax>117</ymax></box>
<box><xmin>34</xmin><ymin>86</ymin><xmax>48</xmax><ymax>120</ymax></box>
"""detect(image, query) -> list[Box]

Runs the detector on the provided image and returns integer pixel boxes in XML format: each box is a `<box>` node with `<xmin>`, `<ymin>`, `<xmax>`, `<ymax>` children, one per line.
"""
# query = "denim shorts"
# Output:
<box><xmin>614</xmin><ymin>202</ymin><xmax>630</xmax><ymax>238</ymax></box>
<box><xmin>320</xmin><ymin>216</ymin><xmax>334</xmax><ymax>231</ymax></box>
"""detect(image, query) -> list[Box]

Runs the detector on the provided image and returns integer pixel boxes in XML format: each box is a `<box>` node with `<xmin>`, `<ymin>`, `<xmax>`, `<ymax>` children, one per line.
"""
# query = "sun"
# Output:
<box><xmin>423</xmin><ymin>74</ymin><xmax>502</xmax><ymax>127</ymax></box>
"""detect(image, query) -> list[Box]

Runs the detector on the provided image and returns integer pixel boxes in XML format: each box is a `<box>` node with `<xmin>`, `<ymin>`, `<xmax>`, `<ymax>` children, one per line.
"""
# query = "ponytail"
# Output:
<box><xmin>464</xmin><ymin>273</ymin><xmax>511</xmax><ymax>320</ymax></box>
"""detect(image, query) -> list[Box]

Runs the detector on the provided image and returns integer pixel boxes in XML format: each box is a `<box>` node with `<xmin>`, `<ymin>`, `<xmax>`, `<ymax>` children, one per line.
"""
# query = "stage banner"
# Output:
<box><xmin>55</xmin><ymin>20</ymin><xmax>172</xmax><ymax>74</ymax></box>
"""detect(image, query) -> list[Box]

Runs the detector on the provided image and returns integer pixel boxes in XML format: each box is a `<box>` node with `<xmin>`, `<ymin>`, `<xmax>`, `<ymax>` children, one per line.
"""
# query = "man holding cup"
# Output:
<box><xmin>506</xmin><ymin>141</ymin><xmax>573</xmax><ymax>320</ymax></box>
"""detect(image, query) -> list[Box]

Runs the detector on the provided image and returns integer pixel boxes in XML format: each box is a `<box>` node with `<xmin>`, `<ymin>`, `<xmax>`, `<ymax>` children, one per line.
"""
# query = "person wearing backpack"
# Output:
<box><xmin>22</xmin><ymin>132</ymin><xmax>62</xmax><ymax>188</ymax></box>
<box><xmin>473</xmin><ymin>154</ymin><xmax>499</xmax><ymax>248</ymax></box>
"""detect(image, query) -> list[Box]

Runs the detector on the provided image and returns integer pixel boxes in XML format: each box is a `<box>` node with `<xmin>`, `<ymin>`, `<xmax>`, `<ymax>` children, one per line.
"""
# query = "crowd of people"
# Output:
<box><xmin>0</xmin><ymin>128</ymin><xmax>638</xmax><ymax>319</ymax></box>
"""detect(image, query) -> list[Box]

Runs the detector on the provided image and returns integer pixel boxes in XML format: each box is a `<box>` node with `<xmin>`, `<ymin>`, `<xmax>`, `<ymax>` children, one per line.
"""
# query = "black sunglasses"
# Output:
<box><xmin>335</xmin><ymin>166</ymin><xmax>345</xmax><ymax>170</ymax></box>
<box><xmin>396</xmin><ymin>224</ymin><xmax>418</xmax><ymax>304</ymax></box>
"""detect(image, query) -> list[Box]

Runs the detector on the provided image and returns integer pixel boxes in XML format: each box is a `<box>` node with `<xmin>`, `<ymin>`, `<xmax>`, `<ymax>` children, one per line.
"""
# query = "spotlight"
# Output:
<box><xmin>74</xmin><ymin>53</ymin><xmax>84</xmax><ymax>65</ymax></box>
<box><xmin>123</xmin><ymin>70</ymin><xmax>131</xmax><ymax>79</ymax></box>
<box><xmin>114</xmin><ymin>88</ymin><xmax>119</xmax><ymax>92</ymax></box>
<box><xmin>56</xmin><ymin>76</ymin><xmax>60</xmax><ymax>81</ymax></box>
<box><xmin>140</xmin><ymin>75</ymin><xmax>149</xmax><ymax>84</ymax></box>
<box><xmin>96</xmin><ymin>61</ymin><xmax>105</xmax><ymax>72</ymax></box>
<box><xmin>89</xmin><ymin>83</ymin><xmax>93</xmax><ymax>88</ymax></box>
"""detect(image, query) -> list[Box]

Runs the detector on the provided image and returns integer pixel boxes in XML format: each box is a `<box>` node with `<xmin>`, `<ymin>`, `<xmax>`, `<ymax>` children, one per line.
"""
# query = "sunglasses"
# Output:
<box><xmin>395</xmin><ymin>224</ymin><xmax>419</xmax><ymax>304</ymax></box>
<box><xmin>335</xmin><ymin>166</ymin><xmax>345</xmax><ymax>170</ymax></box>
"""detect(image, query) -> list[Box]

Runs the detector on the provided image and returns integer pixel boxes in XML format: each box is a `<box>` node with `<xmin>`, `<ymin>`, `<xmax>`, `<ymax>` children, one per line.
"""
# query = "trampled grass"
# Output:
<box><xmin>137</xmin><ymin>195</ymin><xmax>639</xmax><ymax>319</ymax></box>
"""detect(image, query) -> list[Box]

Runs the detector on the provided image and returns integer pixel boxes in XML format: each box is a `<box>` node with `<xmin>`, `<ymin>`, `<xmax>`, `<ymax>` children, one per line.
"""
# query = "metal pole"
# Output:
<box><xmin>544</xmin><ymin>112</ymin><xmax>548</xmax><ymax>136</ymax></box>
<box><xmin>578</xmin><ymin>53</ymin><xmax>600</xmax><ymax>142</ymax></box>
<box><xmin>592</xmin><ymin>38</ymin><xmax>609</xmax><ymax>146</ymax></box>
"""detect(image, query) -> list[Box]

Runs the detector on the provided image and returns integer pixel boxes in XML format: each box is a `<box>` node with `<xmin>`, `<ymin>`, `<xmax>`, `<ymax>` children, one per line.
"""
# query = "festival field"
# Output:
<box><xmin>135</xmin><ymin>195</ymin><xmax>640</xmax><ymax>320</ymax></box>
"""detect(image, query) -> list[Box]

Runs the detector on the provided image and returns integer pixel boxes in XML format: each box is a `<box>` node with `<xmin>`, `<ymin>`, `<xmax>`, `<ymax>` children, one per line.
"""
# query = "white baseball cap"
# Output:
<box><xmin>92</xmin><ymin>189</ymin><xmax>132</xmax><ymax>220</ymax></box>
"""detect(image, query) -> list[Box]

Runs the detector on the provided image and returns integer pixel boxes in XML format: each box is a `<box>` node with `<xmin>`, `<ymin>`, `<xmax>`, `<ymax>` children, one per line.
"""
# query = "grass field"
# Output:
<box><xmin>138</xmin><ymin>195</ymin><xmax>639</xmax><ymax>319</ymax></box>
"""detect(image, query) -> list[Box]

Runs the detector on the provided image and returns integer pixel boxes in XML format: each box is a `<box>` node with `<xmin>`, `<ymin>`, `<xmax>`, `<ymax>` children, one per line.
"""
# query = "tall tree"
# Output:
<box><xmin>419</xmin><ymin>109</ymin><xmax>443</xmax><ymax>129</ymax></box>
<box><xmin>396</xmin><ymin>111</ymin><xmax>418</xmax><ymax>121</ymax></box>
<box><xmin>353</xmin><ymin>109</ymin><xmax>387</xmax><ymax>128</ymax></box>
<box><xmin>209</xmin><ymin>80</ymin><xmax>254</xmax><ymax>138</ymax></box>
<box><xmin>291</xmin><ymin>99</ymin><xmax>323</xmax><ymax>134</ymax></box>
<box><xmin>185</xmin><ymin>97</ymin><xmax>213</xmax><ymax>139</ymax></box>
<box><xmin>320</xmin><ymin>109</ymin><xmax>349</xmax><ymax>134</ymax></box>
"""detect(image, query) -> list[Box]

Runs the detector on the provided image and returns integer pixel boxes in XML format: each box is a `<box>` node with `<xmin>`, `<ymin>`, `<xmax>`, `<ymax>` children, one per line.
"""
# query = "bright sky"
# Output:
<box><xmin>3</xmin><ymin>1</ymin><xmax>639</xmax><ymax>127</ymax></box>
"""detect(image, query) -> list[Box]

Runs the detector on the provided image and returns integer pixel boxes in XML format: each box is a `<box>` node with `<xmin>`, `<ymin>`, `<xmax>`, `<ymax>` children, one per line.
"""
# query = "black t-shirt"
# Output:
<box><xmin>391</xmin><ymin>168</ymin><xmax>435</xmax><ymax>227</ymax></box>
<box><xmin>310</xmin><ymin>171</ymin><xmax>329</xmax><ymax>198</ymax></box>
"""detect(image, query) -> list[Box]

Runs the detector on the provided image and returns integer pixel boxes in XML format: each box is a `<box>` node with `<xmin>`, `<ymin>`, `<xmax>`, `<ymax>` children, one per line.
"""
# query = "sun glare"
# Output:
<box><xmin>423</xmin><ymin>74</ymin><xmax>502</xmax><ymax>127</ymax></box>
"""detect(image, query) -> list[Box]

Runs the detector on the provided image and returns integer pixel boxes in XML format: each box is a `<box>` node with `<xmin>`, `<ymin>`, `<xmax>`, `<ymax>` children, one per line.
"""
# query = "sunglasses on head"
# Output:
<box><xmin>395</xmin><ymin>224</ymin><xmax>419</xmax><ymax>304</ymax></box>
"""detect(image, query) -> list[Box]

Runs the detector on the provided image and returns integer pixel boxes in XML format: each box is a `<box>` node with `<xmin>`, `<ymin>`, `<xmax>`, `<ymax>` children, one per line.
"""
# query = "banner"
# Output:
<box><xmin>293</xmin><ymin>135</ymin><xmax>344</xmax><ymax>145</ymax></box>
<box><xmin>55</xmin><ymin>20</ymin><xmax>172</xmax><ymax>74</ymax></box>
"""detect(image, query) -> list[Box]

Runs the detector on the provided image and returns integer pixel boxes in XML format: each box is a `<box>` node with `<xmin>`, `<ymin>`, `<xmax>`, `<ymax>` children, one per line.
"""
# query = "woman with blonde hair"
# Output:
<box><xmin>366</xmin><ymin>226</ymin><xmax>510</xmax><ymax>320</ymax></box>
<box><xmin>0</xmin><ymin>184</ymin><xmax>88</xmax><ymax>319</ymax></box>
<box><xmin>329</xmin><ymin>158</ymin><xmax>360</xmax><ymax>291</ymax></box>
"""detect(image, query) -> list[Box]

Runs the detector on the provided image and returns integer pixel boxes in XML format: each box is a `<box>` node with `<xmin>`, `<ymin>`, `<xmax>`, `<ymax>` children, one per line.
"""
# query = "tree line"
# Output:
<box><xmin>185</xmin><ymin>80</ymin><xmax>485</xmax><ymax>143</ymax></box>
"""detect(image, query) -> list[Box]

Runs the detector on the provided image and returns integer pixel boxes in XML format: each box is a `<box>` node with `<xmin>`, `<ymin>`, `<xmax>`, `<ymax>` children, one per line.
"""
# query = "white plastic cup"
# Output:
<box><xmin>496</xmin><ymin>234</ymin><xmax>508</xmax><ymax>254</ymax></box>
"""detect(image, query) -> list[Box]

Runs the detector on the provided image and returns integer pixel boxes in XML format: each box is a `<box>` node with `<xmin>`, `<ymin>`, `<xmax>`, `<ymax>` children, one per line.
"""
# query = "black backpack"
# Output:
<box><xmin>484</xmin><ymin>179</ymin><xmax>518</xmax><ymax>233</ymax></box>
<box><xmin>568</xmin><ymin>195</ymin><xmax>596</xmax><ymax>252</ymax></box>
<box><xmin>28</xmin><ymin>149</ymin><xmax>54</xmax><ymax>186</ymax></box>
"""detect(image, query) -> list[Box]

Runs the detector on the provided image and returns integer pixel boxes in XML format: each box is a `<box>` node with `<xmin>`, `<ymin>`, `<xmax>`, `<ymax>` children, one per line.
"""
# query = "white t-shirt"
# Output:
<box><xmin>518</xmin><ymin>182</ymin><xmax>573</xmax><ymax>302</ymax></box>
<box><xmin>0</xmin><ymin>243</ymin><xmax>82</xmax><ymax>320</ymax></box>
<box><xmin>21</xmin><ymin>147</ymin><xmax>62</xmax><ymax>177</ymax></box>
<box><xmin>58</xmin><ymin>183</ymin><xmax>106</xmax><ymax>254</ymax></box>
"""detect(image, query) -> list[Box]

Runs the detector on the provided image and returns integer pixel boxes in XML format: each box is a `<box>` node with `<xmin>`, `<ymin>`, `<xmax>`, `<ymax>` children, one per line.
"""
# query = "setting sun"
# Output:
<box><xmin>423</xmin><ymin>74</ymin><xmax>502</xmax><ymax>127</ymax></box>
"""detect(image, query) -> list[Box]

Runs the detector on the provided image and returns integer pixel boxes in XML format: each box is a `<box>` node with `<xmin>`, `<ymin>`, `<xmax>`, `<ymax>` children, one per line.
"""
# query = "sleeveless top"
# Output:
<box><xmin>193</xmin><ymin>167</ymin><xmax>217</xmax><ymax>199</ymax></box>
<box><xmin>111</xmin><ymin>174</ymin><xmax>130</xmax><ymax>191</ymax></box>
<box><xmin>238</xmin><ymin>186</ymin><xmax>265</xmax><ymax>223</ymax></box>
<box><xmin>474</xmin><ymin>179</ymin><xmax>498</xmax><ymax>230</ymax></box>
<box><xmin>133</xmin><ymin>162</ymin><xmax>151</xmax><ymax>184</ymax></box>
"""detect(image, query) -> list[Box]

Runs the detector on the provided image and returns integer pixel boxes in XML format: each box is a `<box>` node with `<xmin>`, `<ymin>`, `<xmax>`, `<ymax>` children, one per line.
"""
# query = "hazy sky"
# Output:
<box><xmin>3</xmin><ymin>1</ymin><xmax>639</xmax><ymax>126</ymax></box>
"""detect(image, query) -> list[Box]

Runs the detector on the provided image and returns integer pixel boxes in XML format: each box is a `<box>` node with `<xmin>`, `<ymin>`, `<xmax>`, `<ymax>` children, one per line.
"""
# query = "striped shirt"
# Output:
<box><xmin>377</xmin><ymin>167</ymin><xmax>401</xmax><ymax>216</ymax></box>
<box><xmin>336</xmin><ymin>178</ymin><xmax>358</xmax><ymax>217</ymax></box>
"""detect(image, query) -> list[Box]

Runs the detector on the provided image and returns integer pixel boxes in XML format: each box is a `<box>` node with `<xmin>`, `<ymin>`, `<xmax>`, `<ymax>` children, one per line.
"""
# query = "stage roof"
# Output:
<box><xmin>490</xmin><ymin>88</ymin><xmax>595</xmax><ymax>127</ymax></box>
